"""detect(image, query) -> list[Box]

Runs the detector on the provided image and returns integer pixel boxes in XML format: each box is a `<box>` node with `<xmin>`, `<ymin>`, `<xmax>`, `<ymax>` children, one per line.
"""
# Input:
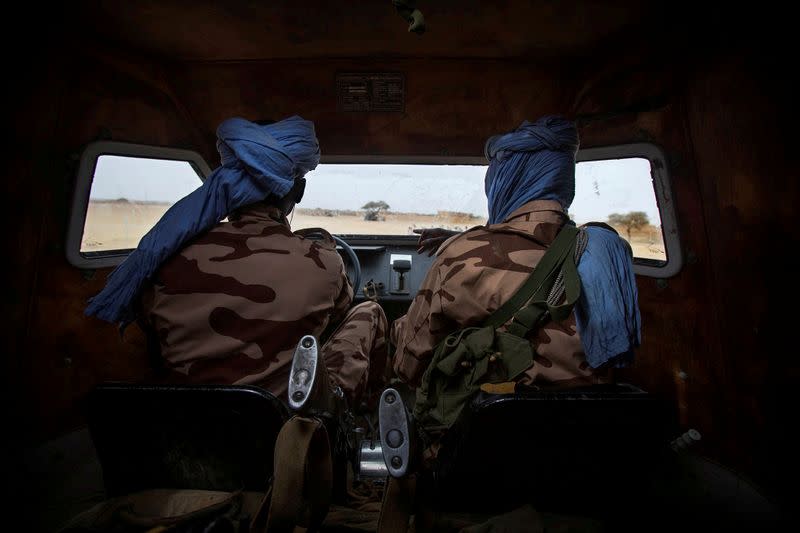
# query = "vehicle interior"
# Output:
<box><xmin>7</xmin><ymin>1</ymin><xmax>795</xmax><ymax>531</ymax></box>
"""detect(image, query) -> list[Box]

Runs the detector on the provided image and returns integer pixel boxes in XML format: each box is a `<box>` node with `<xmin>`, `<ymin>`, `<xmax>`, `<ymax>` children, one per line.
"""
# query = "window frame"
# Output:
<box><xmin>65</xmin><ymin>141</ymin><xmax>211</xmax><ymax>270</ymax></box>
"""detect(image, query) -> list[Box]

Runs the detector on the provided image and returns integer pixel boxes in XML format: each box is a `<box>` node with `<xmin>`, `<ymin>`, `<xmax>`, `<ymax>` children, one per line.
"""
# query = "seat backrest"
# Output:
<box><xmin>87</xmin><ymin>383</ymin><xmax>288</xmax><ymax>496</ymax></box>
<box><xmin>428</xmin><ymin>383</ymin><xmax>674</xmax><ymax>514</ymax></box>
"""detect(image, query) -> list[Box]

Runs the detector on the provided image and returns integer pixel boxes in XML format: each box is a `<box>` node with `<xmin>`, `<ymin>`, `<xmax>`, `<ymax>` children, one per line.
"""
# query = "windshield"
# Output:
<box><xmin>293</xmin><ymin>158</ymin><xmax>665</xmax><ymax>262</ymax></box>
<box><xmin>293</xmin><ymin>164</ymin><xmax>489</xmax><ymax>234</ymax></box>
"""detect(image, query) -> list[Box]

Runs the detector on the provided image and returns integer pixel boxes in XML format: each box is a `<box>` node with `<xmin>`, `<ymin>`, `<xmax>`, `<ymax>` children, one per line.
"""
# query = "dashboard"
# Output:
<box><xmin>337</xmin><ymin>236</ymin><xmax>437</xmax><ymax>302</ymax></box>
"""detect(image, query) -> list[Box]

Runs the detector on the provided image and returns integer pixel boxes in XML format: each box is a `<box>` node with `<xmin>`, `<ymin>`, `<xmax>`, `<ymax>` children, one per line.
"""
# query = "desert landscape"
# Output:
<box><xmin>81</xmin><ymin>200</ymin><xmax>666</xmax><ymax>261</ymax></box>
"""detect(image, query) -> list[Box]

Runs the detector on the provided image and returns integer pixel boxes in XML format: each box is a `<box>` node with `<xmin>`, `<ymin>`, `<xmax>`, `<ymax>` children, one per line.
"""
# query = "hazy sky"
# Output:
<box><xmin>90</xmin><ymin>155</ymin><xmax>661</xmax><ymax>226</ymax></box>
<box><xmin>572</xmin><ymin>158</ymin><xmax>660</xmax><ymax>225</ymax></box>
<box><xmin>303</xmin><ymin>164</ymin><xmax>490</xmax><ymax>217</ymax></box>
<box><xmin>91</xmin><ymin>156</ymin><xmax>203</xmax><ymax>203</ymax></box>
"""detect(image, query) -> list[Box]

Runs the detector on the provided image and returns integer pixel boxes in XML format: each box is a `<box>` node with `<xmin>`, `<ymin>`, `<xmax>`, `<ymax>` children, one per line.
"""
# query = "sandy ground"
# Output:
<box><xmin>81</xmin><ymin>201</ymin><xmax>666</xmax><ymax>261</ymax></box>
<box><xmin>81</xmin><ymin>201</ymin><xmax>172</xmax><ymax>251</ymax></box>
<box><xmin>291</xmin><ymin>211</ymin><xmax>482</xmax><ymax>235</ymax></box>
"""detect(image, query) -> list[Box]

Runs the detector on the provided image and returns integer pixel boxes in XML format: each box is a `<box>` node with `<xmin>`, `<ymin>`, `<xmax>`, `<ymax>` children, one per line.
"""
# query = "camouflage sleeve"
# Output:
<box><xmin>391</xmin><ymin>263</ymin><xmax>455</xmax><ymax>387</ymax></box>
<box><xmin>331</xmin><ymin>257</ymin><xmax>354</xmax><ymax>325</ymax></box>
<box><xmin>294</xmin><ymin>226</ymin><xmax>354</xmax><ymax>324</ymax></box>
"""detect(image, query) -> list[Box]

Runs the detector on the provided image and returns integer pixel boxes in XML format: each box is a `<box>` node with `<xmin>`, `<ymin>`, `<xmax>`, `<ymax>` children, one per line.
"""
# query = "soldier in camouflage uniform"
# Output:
<box><xmin>393</xmin><ymin>116</ymin><xmax>639</xmax><ymax>390</ymax></box>
<box><xmin>393</xmin><ymin>200</ymin><xmax>605</xmax><ymax>388</ymax></box>
<box><xmin>140</xmin><ymin>205</ymin><xmax>388</xmax><ymax>403</ymax></box>
<box><xmin>87</xmin><ymin>116</ymin><xmax>387</xmax><ymax>405</ymax></box>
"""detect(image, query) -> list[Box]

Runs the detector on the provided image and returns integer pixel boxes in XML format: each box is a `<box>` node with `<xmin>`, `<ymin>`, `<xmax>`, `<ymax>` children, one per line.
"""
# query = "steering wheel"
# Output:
<box><xmin>333</xmin><ymin>235</ymin><xmax>362</xmax><ymax>297</ymax></box>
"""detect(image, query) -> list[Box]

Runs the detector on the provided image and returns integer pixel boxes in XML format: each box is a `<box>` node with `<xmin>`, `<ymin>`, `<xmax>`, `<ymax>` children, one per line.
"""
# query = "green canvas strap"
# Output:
<box><xmin>483</xmin><ymin>224</ymin><xmax>580</xmax><ymax>334</ymax></box>
<box><xmin>505</xmin><ymin>247</ymin><xmax>581</xmax><ymax>338</ymax></box>
<box><xmin>414</xmin><ymin>224</ymin><xmax>583</xmax><ymax>429</ymax></box>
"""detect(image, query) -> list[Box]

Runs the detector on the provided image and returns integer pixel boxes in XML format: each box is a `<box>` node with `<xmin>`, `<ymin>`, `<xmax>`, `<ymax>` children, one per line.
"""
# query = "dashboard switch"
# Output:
<box><xmin>390</xmin><ymin>255</ymin><xmax>412</xmax><ymax>294</ymax></box>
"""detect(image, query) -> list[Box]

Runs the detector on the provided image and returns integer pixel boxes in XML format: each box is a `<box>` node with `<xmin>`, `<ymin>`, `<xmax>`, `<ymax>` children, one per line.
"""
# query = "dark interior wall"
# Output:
<box><xmin>5</xmin><ymin>61</ymin><xmax>69</xmax><ymax>436</ymax></box>
<box><xmin>575</xmin><ymin>47</ymin><xmax>797</xmax><ymax>501</ymax></box>
<box><xmin>167</xmin><ymin>58</ymin><xmax>579</xmax><ymax>162</ymax></box>
<box><xmin>8</xmin><ymin>47</ymin><xmax>199</xmax><ymax>444</ymax></box>
<box><xmin>683</xmin><ymin>51</ymin><xmax>796</xmax><ymax>500</ymax></box>
<box><xmin>572</xmin><ymin>67</ymin><xmax>731</xmax><ymax>480</ymax></box>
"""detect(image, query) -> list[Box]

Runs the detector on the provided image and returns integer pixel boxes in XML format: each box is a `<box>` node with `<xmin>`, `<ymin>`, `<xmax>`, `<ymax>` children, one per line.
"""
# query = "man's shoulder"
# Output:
<box><xmin>204</xmin><ymin>220</ymin><xmax>339</xmax><ymax>252</ymax></box>
<box><xmin>171</xmin><ymin>221</ymin><xmax>342</xmax><ymax>272</ymax></box>
<box><xmin>436</xmin><ymin>220</ymin><xmax>549</xmax><ymax>258</ymax></box>
<box><xmin>436</xmin><ymin>225</ymin><xmax>490</xmax><ymax>257</ymax></box>
<box><xmin>292</xmin><ymin>227</ymin><xmax>338</xmax><ymax>251</ymax></box>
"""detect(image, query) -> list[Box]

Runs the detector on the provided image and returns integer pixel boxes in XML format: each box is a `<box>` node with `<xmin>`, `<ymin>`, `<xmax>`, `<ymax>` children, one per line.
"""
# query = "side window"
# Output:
<box><xmin>575</xmin><ymin>144</ymin><xmax>681</xmax><ymax>278</ymax></box>
<box><xmin>66</xmin><ymin>141</ymin><xmax>210</xmax><ymax>269</ymax></box>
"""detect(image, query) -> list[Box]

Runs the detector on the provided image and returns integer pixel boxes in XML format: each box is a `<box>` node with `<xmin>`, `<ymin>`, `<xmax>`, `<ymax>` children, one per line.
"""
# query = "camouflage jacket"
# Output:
<box><xmin>391</xmin><ymin>200</ymin><xmax>604</xmax><ymax>388</ymax></box>
<box><xmin>140</xmin><ymin>204</ymin><xmax>352</xmax><ymax>397</ymax></box>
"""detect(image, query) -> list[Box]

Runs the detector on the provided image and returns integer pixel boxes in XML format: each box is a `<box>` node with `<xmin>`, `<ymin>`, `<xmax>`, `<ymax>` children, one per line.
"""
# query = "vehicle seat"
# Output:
<box><xmin>377</xmin><ymin>382</ymin><xmax>675</xmax><ymax>525</ymax></box>
<box><xmin>87</xmin><ymin>383</ymin><xmax>288</xmax><ymax>496</ymax></box>
<box><xmin>427</xmin><ymin>383</ymin><xmax>673</xmax><ymax>513</ymax></box>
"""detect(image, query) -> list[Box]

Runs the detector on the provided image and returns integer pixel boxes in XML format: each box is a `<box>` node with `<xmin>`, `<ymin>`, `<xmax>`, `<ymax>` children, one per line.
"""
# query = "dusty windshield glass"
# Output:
<box><xmin>293</xmin><ymin>164</ymin><xmax>489</xmax><ymax>234</ymax></box>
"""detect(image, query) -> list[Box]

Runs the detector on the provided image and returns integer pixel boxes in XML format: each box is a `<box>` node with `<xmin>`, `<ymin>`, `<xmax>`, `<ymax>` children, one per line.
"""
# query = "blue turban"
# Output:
<box><xmin>484</xmin><ymin>116</ymin><xmax>579</xmax><ymax>224</ymax></box>
<box><xmin>484</xmin><ymin>117</ymin><xmax>640</xmax><ymax>367</ymax></box>
<box><xmin>85</xmin><ymin>115</ymin><xmax>320</xmax><ymax>324</ymax></box>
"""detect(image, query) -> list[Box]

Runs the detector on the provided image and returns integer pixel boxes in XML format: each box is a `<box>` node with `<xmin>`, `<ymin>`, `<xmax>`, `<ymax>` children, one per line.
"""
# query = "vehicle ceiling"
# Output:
<box><xmin>59</xmin><ymin>1</ymin><xmax>738</xmax><ymax>65</ymax></box>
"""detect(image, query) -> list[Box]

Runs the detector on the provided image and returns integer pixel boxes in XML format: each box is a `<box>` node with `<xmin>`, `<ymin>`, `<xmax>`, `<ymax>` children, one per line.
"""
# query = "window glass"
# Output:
<box><xmin>81</xmin><ymin>155</ymin><xmax>203</xmax><ymax>253</ymax></box>
<box><xmin>294</xmin><ymin>164</ymin><xmax>489</xmax><ymax>235</ymax></box>
<box><xmin>294</xmin><ymin>159</ymin><xmax>666</xmax><ymax>264</ymax></box>
<box><xmin>572</xmin><ymin>157</ymin><xmax>665</xmax><ymax>263</ymax></box>
<box><xmin>69</xmin><ymin>143</ymin><xmax>676</xmax><ymax>275</ymax></box>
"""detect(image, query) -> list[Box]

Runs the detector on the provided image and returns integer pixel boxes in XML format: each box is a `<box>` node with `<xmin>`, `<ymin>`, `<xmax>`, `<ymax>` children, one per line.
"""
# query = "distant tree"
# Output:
<box><xmin>607</xmin><ymin>211</ymin><xmax>650</xmax><ymax>240</ymax></box>
<box><xmin>362</xmin><ymin>200</ymin><xmax>390</xmax><ymax>221</ymax></box>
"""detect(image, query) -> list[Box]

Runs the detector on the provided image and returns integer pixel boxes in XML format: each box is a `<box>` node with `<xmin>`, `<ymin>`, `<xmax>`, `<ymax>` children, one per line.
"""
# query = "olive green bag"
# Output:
<box><xmin>414</xmin><ymin>225</ymin><xmax>583</xmax><ymax>429</ymax></box>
